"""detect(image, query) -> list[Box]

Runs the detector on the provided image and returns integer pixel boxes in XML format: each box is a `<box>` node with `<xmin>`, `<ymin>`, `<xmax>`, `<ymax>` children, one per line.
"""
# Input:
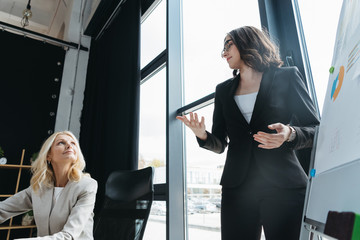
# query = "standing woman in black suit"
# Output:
<box><xmin>177</xmin><ymin>26</ymin><xmax>320</xmax><ymax>240</ymax></box>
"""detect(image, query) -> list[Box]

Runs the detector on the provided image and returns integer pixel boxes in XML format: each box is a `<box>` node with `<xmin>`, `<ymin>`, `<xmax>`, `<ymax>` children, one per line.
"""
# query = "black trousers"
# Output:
<box><xmin>221</xmin><ymin>162</ymin><xmax>306</xmax><ymax>240</ymax></box>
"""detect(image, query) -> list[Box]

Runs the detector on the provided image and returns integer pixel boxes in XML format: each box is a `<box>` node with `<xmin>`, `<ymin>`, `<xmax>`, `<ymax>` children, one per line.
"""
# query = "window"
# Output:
<box><xmin>185</xmin><ymin>104</ymin><xmax>223</xmax><ymax>239</ymax></box>
<box><xmin>140</xmin><ymin>1</ymin><xmax>167</xmax><ymax>239</ymax></box>
<box><xmin>182</xmin><ymin>1</ymin><xmax>262</xmax><ymax>238</ymax></box>
<box><xmin>139</xmin><ymin>68</ymin><xmax>166</xmax><ymax>185</ymax></box>
<box><xmin>141</xmin><ymin>0</ymin><xmax>166</xmax><ymax>68</ymax></box>
<box><xmin>144</xmin><ymin>201</ymin><xmax>166</xmax><ymax>240</ymax></box>
<box><xmin>183</xmin><ymin>0</ymin><xmax>261</xmax><ymax>104</ymax></box>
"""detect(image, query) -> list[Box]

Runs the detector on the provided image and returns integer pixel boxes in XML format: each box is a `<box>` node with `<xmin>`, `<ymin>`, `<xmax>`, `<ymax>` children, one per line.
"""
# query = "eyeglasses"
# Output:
<box><xmin>221</xmin><ymin>39</ymin><xmax>233</xmax><ymax>57</ymax></box>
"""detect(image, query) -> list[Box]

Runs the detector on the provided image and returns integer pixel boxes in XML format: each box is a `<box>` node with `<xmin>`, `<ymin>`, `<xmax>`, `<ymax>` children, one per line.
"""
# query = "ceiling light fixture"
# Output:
<box><xmin>21</xmin><ymin>0</ymin><xmax>32</xmax><ymax>28</ymax></box>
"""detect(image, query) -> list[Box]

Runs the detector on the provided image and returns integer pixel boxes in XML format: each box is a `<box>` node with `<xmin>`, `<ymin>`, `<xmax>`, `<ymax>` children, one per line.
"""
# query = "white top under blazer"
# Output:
<box><xmin>234</xmin><ymin>92</ymin><xmax>258</xmax><ymax>123</ymax></box>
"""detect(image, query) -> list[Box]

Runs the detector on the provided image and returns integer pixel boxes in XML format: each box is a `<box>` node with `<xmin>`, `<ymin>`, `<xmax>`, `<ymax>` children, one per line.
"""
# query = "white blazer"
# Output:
<box><xmin>0</xmin><ymin>176</ymin><xmax>98</xmax><ymax>240</ymax></box>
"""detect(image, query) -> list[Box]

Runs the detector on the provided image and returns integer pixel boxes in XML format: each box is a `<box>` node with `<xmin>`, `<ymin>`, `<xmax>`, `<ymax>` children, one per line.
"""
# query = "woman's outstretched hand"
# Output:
<box><xmin>253</xmin><ymin>123</ymin><xmax>291</xmax><ymax>149</ymax></box>
<box><xmin>176</xmin><ymin>112</ymin><xmax>207</xmax><ymax>140</ymax></box>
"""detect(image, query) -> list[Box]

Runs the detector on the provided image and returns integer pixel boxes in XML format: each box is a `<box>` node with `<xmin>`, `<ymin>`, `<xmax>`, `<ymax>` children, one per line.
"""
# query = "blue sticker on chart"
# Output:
<box><xmin>310</xmin><ymin>169</ymin><xmax>316</xmax><ymax>177</ymax></box>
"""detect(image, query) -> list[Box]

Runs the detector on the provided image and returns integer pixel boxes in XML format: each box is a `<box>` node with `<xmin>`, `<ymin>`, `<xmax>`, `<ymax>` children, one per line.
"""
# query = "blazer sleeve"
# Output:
<box><xmin>286</xmin><ymin>67</ymin><xmax>320</xmax><ymax>150</ymax></box>
<box><xmin>197</xmin><ymin>84</ymin><xmax>228</xmax><ymax>153</ymax></box>
<box><xmin>0</xmin><ymin>186</ymin><xmax>33</xmax><ymax>223</ymax></box>
<box><xmin>16</xmin><ymin>178</ymin><xmax>98</xmax><ymax>240</ymax></box>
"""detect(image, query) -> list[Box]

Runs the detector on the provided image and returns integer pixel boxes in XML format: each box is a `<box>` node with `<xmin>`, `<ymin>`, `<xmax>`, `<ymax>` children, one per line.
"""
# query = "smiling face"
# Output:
<box><xmin>47</xmin><ymin>134</ymin><xmax>78</xmax><ymax>171</ymax></box>
<box><xmin>222</xmin><ymin>35</ymin><xmax>243</xmax><ymax>70</ymax></box>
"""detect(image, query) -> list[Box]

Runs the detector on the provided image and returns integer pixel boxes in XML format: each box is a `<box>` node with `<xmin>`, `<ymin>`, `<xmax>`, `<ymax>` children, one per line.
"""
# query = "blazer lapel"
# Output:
<box><xmin>38</xmin><ymin>187</ymin><xmax>53</xmax><ymax>235</ymax></box>
<box><xmin>49</xmin><ymin>181</ymin><xmax>71</xmax><ymax>217</ymax></box>
<box><xmin>48</xmin><ymin>181</ymin><xmax>71</xmax><ymax>233</ymax></box>
<box><xmin>250</xmin><ymin>67</ymin><xmax>276</xmax><ymax>126</ymax></box>
<box><xmin>228</xmin><ymin>75</ymin><xmax>252</xmax><ymax>129</ymax></box>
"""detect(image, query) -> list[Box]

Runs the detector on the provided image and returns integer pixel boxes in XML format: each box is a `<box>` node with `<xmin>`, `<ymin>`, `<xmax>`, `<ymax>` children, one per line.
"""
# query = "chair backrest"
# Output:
<box><xmin>94</xmin><ymin>167</ymin><xmax>154</xmax><ymax>240</ymax></box>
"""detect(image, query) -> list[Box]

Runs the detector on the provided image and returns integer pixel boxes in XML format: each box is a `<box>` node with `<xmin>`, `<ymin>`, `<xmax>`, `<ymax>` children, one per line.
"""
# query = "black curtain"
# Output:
<box><xmin>0</xmin><ymin>30</ymin><xmax>65</xmax><ymax>193</ymax></box>
<box><xmin>80</xmin><ymin>0</ymin><xmax>141</xmax><ymax>214</ymax></box>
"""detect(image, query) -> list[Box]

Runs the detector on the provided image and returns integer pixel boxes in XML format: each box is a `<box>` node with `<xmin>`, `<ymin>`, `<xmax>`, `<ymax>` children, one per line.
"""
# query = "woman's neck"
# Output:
<box><xmin>236</xmin><ymin>67</ymin><xmax>263</xmax><ymax>95</ymax></box>
<box><xmin>55</xmin><ymin>178</ymin><xmax>68</xmax><ymax>187</ymax></box>
<box><xmin>53</xmin><ymin>166</ymin><xmax>70</xmax><ymax>187</ymax></box>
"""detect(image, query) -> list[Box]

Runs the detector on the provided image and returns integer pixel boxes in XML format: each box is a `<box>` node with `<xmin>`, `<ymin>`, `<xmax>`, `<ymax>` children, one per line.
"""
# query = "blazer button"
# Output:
<box><xmin>249</xmin><ymin>131</ymin><xmax>253</xmax><ymax>135</ymax></box>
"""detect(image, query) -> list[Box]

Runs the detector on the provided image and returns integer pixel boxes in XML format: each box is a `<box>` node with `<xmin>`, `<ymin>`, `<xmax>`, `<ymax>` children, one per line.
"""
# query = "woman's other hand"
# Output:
<box><xmin>253</xmin><ymin>123</ymin><xmax>291</xmax><ymax>149</ymax></box>
<box><xmin>176</xmin><ymin>112</ymin><xmax>207</xmax><ymax>140</ymax></box>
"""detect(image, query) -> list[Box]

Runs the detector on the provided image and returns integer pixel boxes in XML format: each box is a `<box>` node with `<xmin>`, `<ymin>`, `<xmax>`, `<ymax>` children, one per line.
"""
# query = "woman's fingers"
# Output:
<box><xmin>176</xmin><ymin>113</ymin><xmax>207</xmax><ymax>140</ymax></box>
<box><xmin>189</xmin><ymin>112</ymin><xmax>195</xmax><ymax>122</ymax></box>
<box><xmin>175</xmin><ymin>116</ymin><xmax>184</xmax><ymax>121</ymax></box>
<box><xmin>253</xmin><ymin>131</ymin><xmax>284</xmax><ymax>149</ymax></box>
<box><xmin>176</xmin><ymin>115</ymin><xmax>189</xmax><ymax>125</ymax></box>
<box><xmin>176</xmin><ymin>113</ymin><xmax>202</xmax><ymax>129</ymax></box>
<box><xmin>253</xmin><ymin>122</ymin><xmax>290</xmax><ymax>149</ymax></box>
<box><xmin>194</xmin><ymin>112</ymin><xmax>199</xmax><ymax>122</ymax></box>
<box><xmin>255</xmin><ymin>131</ymin><xmax>283</xmax><ymax>141</ymax></box>
<box><xmin>200</xmin><ymin>116</ymin><xmax>205</xmax><ymax>126</ymax></box>
<box><xmin>255</xmin><ymin>138</ymin><xmax>280</xmax><ymax>149</ymax></box>
<box><xmin>268</xmin><ymin>123</ymin><xmax>283</xmax><ymax>131</ymax></box>
<box><xmin>195</xmin><ymin>113</ymin><xmax>202</xmax><ymax>127</ymax></box>
<box><xmin>267</xmin><ymin>123</ymin><xmax>289</xmax><ymax>140</ymax></box>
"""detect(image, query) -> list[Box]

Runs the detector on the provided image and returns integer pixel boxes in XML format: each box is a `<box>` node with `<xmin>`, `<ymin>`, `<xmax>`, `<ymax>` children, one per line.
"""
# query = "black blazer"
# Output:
<box><xmin>198</xmin><ymin>66</ymin><xmax>320</xmax><ymax>188</ymax></box>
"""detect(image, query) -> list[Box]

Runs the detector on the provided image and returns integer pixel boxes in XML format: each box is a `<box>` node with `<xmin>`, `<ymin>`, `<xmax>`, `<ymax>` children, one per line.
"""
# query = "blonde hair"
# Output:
<box><xmin>30</xmin><ymin>131</ymin><xmax>87</xmax><ymax>192</ymax></box>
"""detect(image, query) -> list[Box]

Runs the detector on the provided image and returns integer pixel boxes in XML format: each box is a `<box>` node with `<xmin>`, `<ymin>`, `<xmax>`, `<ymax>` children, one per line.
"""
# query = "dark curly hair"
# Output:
<box><xmin>227</xmin><ymin>26</ymin><xmax>283</xmax><ymax>76</ymax></box>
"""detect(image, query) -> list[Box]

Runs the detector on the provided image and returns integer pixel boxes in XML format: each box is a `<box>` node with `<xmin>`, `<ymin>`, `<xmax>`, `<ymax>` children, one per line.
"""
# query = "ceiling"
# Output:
<box><xmin>0</xmin><ymin>0</ymin><xmax>136</xmax><ymax>42</ymax></box>
<box><xmin>0</xmin><ymin>0</ymin><xmax>74</xmax><ymax>41</ymax></box>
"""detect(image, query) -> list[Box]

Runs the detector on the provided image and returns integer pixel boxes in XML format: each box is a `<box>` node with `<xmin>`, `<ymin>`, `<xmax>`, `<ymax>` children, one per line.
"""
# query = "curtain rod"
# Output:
<box><xmin>94</xmin><ymin>0</ymin><xmax>127</xmax><ymax>41</ymax></box>
<box><xmin>0</xmin><ymin>21</ymin><xmax>88</xmax><ymax>51</ymax></box>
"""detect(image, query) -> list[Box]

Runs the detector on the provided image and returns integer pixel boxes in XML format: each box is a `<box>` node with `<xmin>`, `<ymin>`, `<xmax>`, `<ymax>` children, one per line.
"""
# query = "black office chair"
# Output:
<box><xmin>94</xmin><ymin>167</ymin><xmax>154</xmax><ymax>240</ymax></box>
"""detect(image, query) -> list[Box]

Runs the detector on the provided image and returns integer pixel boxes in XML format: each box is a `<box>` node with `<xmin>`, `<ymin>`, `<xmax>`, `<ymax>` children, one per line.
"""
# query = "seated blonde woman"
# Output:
<box><xmin>0</xmin><ymin>131</ymin><xmax>97</xmax><ymax>240</ymax></box>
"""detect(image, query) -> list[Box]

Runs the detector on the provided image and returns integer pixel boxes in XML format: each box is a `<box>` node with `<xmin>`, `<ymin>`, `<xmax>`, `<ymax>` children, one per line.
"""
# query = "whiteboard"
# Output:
<box><xmin>305</xmin><ymin>159</ymin><xmax>360</xmax><ymax>224</ymax></box>
<box><xmin>313</xmin><ymin>0</ymin><xmax>360</xmax><ymax>175</ymax></box>
<box><xmin>303</xmin><ymin>0</ymin><xmax>360</xmax><ymax>228</ymax></box>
